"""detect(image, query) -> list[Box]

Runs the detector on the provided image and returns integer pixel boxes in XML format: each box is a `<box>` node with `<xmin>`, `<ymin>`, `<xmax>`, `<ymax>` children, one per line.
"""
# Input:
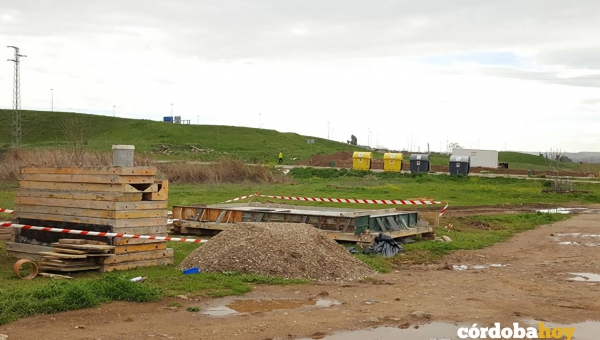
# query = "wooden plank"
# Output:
<box><xmin>18</xmin><ymin>174</ymin><xmax>155</xmax><ymax>184</ymax></box>
<box><xmin>15</xmin><ymin>205</ymin><xmax>167</xmax><ymax>219</ymax></box>
<box><xmin>101</xmin><ymin>257</ymin><xmax>174</xmax><ymax>272</ymax></box>
<box><xmin>5</xmin><ymin>242</ymin><xmax>54</xmax><ymax>254</ymax></box>
<box><xmin>15</xmin><ymin>197</ymin><xmax>168</xmax><ymax>210</ymax></box>
<box><xmin>38</xmin><ymin>251</ymin><xmax>88</xmax><ymax>259</ymax></box>
<box><xmin>112</xmin><ymin>225</ymin><xmax>169</xmax><ymax>235</ymax></box>
<box><xmin>112</xmin><ymin>235</ymin><xmax>168</xmax><ymax>245</ymax></box>
<box><xmin>0</xmin><ymin>234</ymin><xmax>13</xmax><ymax>241</ymax></box>
<box><xmin>178</xmin><ymin>220</ymin><xmax>231</xmax><ymax>231</ymax></box>
<box><xmin>14</xmin><ymin>213</ymin><xmax>167</xmax><ymax>228</ymax></box>
<box><xmin>51</xmin><ymin>243</ymin><xmax>115</xmax><ymax>251</ymax></box>
<box><xmin>21</xmin><ymin>166</ymin><xmax>156</xmax><ymax>176</ymax></box>
<box><xmin>115</xmin><ymin>242</ymin><xmax>167</xmax><ymax>254</ymax></box>
<box><xmin>19</xmin><ymin>181</ymin><xmax>158</xmax><ymax>193</ymax></box>
<box><xmin>40</xmin><ymin>265</ymin><xmax>101</xmax><ymax>272</ymax></box>
<box><xmin>6</xmin><ymin>251</ymin><xmax>42</xmax><ymax>261</ymax></box>
<box><xmin>101</xmin><ymin>249</ymin><xmax>174</xmax><ymax>264</ymax></box>
<box><xmin>143</xmin><ymin>180</ymin><xmax>168</xmax><ymax>201</ymax></box>
<box><xmin>58</xmin><ymin>239</ymin><xmax>87</xmax><ymax>245</ymax></box>
<box><xmin>54</xmin><ymin>248</ymin><xmax>92</xmax><ymax>255</ymax></box>
<box><xmin>41</xmin><ymin>260</ymin><xmax>96</xmax><ymax>267</ymax></box>
<box><xmin>16</xmin><ymin>189</ymin><xmax>143</xmax><ymax>202</ymax></box>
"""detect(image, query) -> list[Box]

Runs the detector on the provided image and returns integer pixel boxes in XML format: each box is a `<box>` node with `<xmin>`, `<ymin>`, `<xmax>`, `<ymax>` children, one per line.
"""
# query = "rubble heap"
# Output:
<box><xmin>178</xmin><ymin>223</ymin><xmax>377</xmax><ymax>281</ymax></box>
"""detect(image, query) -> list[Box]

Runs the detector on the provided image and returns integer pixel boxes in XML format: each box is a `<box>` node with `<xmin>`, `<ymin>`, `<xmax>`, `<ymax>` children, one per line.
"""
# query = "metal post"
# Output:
<box><xmin>7</xmin><ymin>46</ymin><xmax>26</xmax><ymax>149</ymax></box>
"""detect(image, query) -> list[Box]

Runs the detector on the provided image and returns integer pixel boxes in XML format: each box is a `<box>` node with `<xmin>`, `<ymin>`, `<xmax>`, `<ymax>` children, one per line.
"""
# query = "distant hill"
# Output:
<box><xmin>0</xmin><ymin>109</ymin><xmax>359</xmax><ymax>162</ymax></box>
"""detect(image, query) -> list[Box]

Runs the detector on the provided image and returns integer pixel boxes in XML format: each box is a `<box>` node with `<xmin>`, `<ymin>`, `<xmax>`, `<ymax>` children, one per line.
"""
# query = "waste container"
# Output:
<box><xmin>330</xmin><ymin>161</ymin><xmax>336</xmax><ymax>168</ymax></box>
<box><xmin>527</xmin><ymin>170</ymin><xmax>532</xmax><ymax>177</ymax></box>
<box><xmin>352</xmin><ymin>152</ymin><xmax>372</xmax><ymax>171</ymax></box>
<box><xmin>383</xmin><ymin>153</ymin><xmax>403</xmax><ymax>172</ymax></box>
<box><xmin>449</xmin><ymin>155</ymin><xmax>470</xmax><ymax>175</ymax></box>
<box><xmin>410</xmin><ymin>154</ymin><xmax>431</xmax><ymax>173</ymax></box>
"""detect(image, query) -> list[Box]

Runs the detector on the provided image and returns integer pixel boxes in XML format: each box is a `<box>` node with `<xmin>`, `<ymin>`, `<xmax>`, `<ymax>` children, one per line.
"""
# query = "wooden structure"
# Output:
<box><xmin>6</xmin><ymin>166</ymin><xmax>173</xmax><ymax>272</ymax></box>
<box><xmin>172</xmin><ymin>203</ymin><xmax>434</xmax><ymax>243</ymax></box>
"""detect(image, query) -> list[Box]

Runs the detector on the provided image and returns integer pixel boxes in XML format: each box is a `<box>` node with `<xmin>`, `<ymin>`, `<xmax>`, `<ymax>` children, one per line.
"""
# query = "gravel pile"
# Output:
<box><xmin>178</xmin><ymin>223</ymin><xmax>377</xmax><ymax>281</ymax></box>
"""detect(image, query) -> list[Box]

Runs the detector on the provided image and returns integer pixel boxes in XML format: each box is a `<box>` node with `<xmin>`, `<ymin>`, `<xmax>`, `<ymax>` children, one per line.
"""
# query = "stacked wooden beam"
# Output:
<box><xmin>0</xmin><ymin>228</ymin><xmax>13</xmax><ymax>242</ymax></box>
<box><xmin>39</xmin><ymin>239</ymin><xmax>113</xmax><ymax>272</ymax></box>
<box><xmin>8</xmin><ymin>166</ymin><xmax>173</xmax><ymax>272</ymax></box>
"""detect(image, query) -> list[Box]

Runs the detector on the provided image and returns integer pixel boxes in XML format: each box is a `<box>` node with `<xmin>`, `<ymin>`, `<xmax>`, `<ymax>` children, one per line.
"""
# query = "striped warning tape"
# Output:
<box><xmin>0</xmin><ymin>222</ymin><xmax>208</xmax><ymax>243</ymax></box>
<box><xmin>223</xmin><ymin>193</ymin><xmax>259</xmax><ymax>203</ymax></box>
<box><xmin>224</xmin><ymin>193</ymin><xmax>441</xmax><ymax>205</ymax></box>
<box><xmin>439</xmin><ymin>203</ymin><xmax>449</xmax><ymax>217</ymax></box>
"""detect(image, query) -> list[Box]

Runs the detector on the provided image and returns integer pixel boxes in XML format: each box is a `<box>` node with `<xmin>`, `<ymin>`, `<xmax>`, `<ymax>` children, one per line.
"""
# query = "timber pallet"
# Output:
<box><xmin>12</xmin><ymin>165</ymin><xmax>173</xmax><ymax>271</ymax></box>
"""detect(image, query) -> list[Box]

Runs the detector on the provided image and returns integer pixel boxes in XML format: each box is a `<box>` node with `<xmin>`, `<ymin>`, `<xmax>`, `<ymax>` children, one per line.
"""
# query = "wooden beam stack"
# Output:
<box><xmin>8</xmin><ymin>166</ymin><xmax>173</xmax><ymax>272</ymax></box>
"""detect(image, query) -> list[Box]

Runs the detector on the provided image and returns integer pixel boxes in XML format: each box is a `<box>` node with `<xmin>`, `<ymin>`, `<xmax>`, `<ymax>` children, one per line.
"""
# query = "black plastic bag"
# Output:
<box><xmin>363</xmin><ymin>233</ymin><xmax>403</xmax><ymax>258</ymax></box>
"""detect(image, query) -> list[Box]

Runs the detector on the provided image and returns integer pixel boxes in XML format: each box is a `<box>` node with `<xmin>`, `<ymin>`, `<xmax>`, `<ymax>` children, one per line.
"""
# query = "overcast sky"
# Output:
<box><xmin>2</xmin><ymin>1</ymin><xmax>600</xmax><ymax>152</ymax></box>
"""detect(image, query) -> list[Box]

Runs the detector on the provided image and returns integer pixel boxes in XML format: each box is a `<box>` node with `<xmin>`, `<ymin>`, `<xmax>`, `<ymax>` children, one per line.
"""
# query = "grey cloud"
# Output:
<box><xmin>538</xmin><ymin>47</ymin><xmax>600</xmax><ymax>69</ymax></box>
<box><xmin>477</xmin><ymin>68</ymin><xmax>600</xmax><ymax>89</ymax></box>
<box><xmin>2</xmin><ymin>0</ymin><xmax>600</xmax><ymax>61</ymax></box>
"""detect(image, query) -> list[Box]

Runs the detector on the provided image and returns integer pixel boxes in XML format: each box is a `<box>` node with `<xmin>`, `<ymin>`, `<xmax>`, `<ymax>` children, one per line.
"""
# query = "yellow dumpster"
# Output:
<box><xmin>352</xmin><ymin>152</ymin><xmax>372</xmax><ymax>171</ymax></box>
<box><xmin>383</xmin><ymin>153</ymin><xmax>403</xmax><ymax>172</ymax></box>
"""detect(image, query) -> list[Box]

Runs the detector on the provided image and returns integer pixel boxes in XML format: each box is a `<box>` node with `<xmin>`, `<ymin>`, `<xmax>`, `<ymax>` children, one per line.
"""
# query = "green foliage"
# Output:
<box><xmin>186</xmin><ymin>306</ymin><xmax>200</xmax><ymax>312</ymax></box>
<box><xmin>0</xmin><ymin>275</ymin><xmax>160</xmax><ymax>325</ymax></box>
<box><xmin>0</xmin><ymin>109</ymin><xmax>362</xmax><ymax>163</ymax></box>
<box><xmin>400</xmin><ymin>213</ymin><xmax>570</xmax><ymax>263</ymax></box>
<box><xmin>353</xmin><ymin>254</ymin><xmax>392</xmax><ymax>273</ymax></box>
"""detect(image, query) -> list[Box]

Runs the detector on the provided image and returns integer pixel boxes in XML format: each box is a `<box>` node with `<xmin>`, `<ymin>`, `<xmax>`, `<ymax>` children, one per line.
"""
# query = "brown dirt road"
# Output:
<box><xmin>1</xmin><ymin>214</ymin><xmax>600</xmax><ymax>339</ymax></box>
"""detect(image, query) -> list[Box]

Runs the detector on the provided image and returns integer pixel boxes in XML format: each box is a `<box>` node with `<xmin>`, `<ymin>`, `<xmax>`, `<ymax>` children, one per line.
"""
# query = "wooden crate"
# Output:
<box><xmin>12</xmin><ymin>166</ymin><xmax>173</xmax><ymax>271</ymax></box>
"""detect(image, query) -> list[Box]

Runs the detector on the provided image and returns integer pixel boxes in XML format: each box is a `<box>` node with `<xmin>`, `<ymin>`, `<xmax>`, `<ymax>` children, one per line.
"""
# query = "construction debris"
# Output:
<box><xmin>178</xmin><ymin>223</ymin><xmax>377</xmax><ymax>281</ymax></box>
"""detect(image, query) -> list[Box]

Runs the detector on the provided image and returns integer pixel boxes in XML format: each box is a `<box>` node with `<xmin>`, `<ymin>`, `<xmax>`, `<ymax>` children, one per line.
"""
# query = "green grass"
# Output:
<box><xmin>167</xmin><ymin>173</ymin><xmax>600</xmax><ymax>209</ymax></box>
<box><xmin>0</xmin><ymin>109</ymin><xmax>361</xmax><ymax>163</ymax></box>
<box><xmin>0</xmin><ymin>170</ymin><xmax>593</xmax><ymax>325</ymax></box>
<box><xmin>0</xmin><ymin>240</ymin><xmax>305</xmax><ymax>326</ymax></box>
<box><xmin>399</xmin><ymin>213</ymin><xmax>571</xmax><ymax>263</ymax></box>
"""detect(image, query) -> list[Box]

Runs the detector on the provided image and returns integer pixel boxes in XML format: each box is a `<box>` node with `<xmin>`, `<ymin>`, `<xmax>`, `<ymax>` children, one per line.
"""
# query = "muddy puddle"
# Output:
<box><xmin>453</xmin><ymin>264</ymin><xmax>508</xmax><ymax>270</ymax></box>
<box><xmin>202</xmin><ymin>298</ymin><xmax>340</xmax><ymax>316</ymax></box>
<box><xmin>537</xmin><ymin>208</ymin><xmax>588</xmax><ymax>214</ymax></box>
<box><xmin>553</xmin><ymin>233</ymin><xmax>600</xmax><ymax>247</ymax></box>
<box><xmin>568</xmin><ymin>273</ymin><xmax>600</xmax><ymax>282</ymax></box>
<box><xmin>296</xmin><ymin>320</ymin><xmax>600</xmax><ymax>340</ymax></box>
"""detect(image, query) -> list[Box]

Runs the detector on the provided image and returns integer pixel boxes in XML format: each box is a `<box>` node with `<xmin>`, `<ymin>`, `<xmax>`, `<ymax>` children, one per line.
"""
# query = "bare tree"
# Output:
<box><xmin>60</xmin><ymin>114</ymin><xmax>93</xmax><ymax>165</ymax></box>
<box><xmin>544</xmin><ymin>149</ymin><xmax>576</xmax><ymax>192</ymax></box>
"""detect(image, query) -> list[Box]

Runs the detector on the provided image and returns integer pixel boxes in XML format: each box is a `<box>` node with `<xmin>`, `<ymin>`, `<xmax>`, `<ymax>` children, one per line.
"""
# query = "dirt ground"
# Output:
<box><xmin>1</xmin><ymin>213</ymin><xmax>600</xmax><ymax>339</ymax></box>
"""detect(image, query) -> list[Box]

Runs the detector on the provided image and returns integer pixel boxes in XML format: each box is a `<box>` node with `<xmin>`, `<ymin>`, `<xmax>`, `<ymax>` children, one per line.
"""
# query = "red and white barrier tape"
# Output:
<box><xmin>224</xmin><ymin>194</ymin><xmax>258</xmax><ymax>203</ymax></box>
<box><xmin>0</xmin><ymin>222</ymin><xmax>208</xmax><ymax>243</ymax></box>
<box><xmin>439</xmin><ymin>203</ymin><xmax>449</xmax><ymax>217</ymax></box>
<box><xmin>224</xmin><ymin>193</ymin><xmax>442</xmax><ymax>205</ymax></box>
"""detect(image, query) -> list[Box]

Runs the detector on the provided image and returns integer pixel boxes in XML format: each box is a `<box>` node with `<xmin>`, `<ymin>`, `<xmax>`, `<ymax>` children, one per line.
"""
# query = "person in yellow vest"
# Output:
<box><xmin>278</xmin><ymin>151</ymin><xmax>283</xmax><ymax>165</ymax></box>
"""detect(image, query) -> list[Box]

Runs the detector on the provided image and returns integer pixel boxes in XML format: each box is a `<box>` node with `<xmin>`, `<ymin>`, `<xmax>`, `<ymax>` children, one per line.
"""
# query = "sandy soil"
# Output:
<box><xmin>1</xmin><ymin>214</ymin><xmax>599</xmax><ymax>340</ymax></box>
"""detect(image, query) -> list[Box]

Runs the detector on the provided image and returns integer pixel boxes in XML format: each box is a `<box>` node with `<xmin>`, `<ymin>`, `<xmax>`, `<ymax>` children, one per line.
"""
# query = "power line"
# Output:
<box><xmin>7</xmin><ymin>46</ymin><xmax>26</xmax><ymax>148</ymax></box>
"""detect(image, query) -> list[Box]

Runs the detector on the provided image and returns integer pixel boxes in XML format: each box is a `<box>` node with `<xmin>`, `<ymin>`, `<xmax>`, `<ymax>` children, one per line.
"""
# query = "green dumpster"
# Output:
<box><xmin>527</xmin><ymin>170</ymin><xmax>532</xmax><ymax>177</ymax></box>
<box><xmin>330</xmin><ymin>161</ymin><xmax>335</xmax><ymax>168</ymax></box>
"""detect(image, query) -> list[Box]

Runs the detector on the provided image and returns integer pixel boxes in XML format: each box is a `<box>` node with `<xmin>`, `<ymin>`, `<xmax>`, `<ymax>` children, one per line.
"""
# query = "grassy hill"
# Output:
<box><xmin>0</xmin><ymin>109</ymin><xmax>360</xmax><ymax>162</ymax></box>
